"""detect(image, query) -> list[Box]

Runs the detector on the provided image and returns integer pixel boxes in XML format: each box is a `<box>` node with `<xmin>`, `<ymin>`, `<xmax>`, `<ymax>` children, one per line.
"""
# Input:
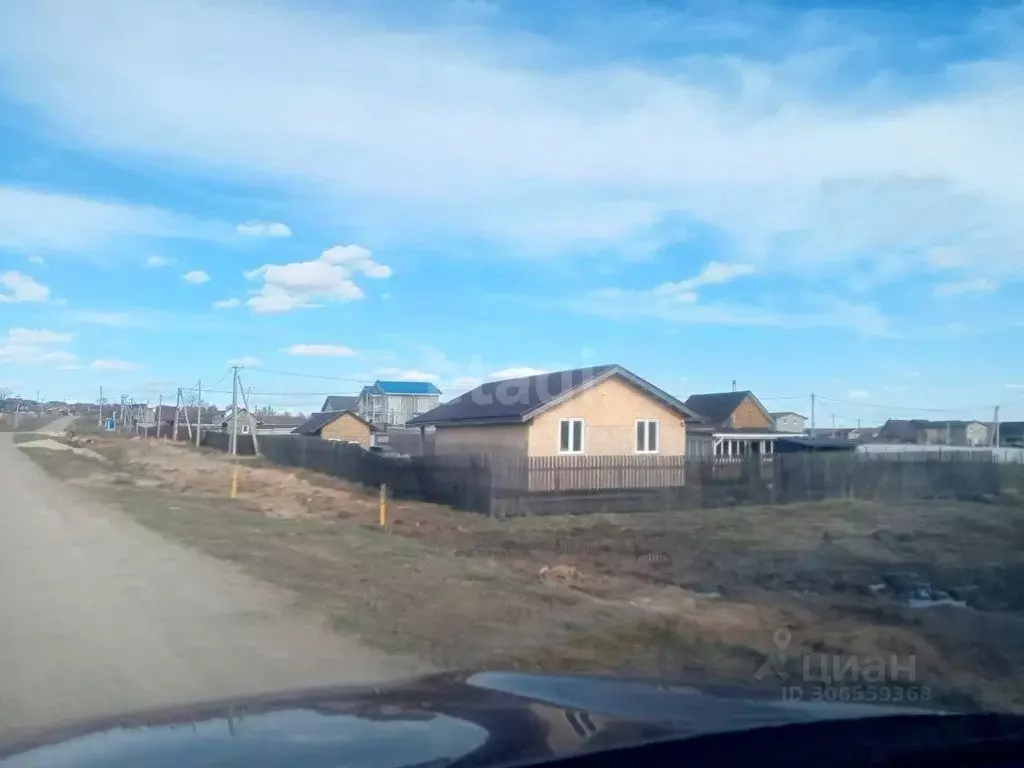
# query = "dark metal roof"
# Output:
<box><xmin>775</xmin><ymin>436</ymin><xmax>857</xmax><ymax>452</ymax></box>
<box><xmin>876</xmin><ymin>419</ymin><xmax>919</xmax><ymax>442</ymax></box>
<box><xmin>1000</xmin><ymin>421</ymin><xmax>1024</xmax><ymax>438</ymax></box>
<box><xmin>322</xmin><ymin>395</ymin><xmax>358</xmax><ymax>412</ymax></box>
<box><xmin>375</xmin><ymin>381</ymin><xmax>442</xmax><ymax>395</ymax></box>
<box><xmin>292</xmin><ymin>410</ymin><xmax>370</xmax><ymax>436</ymax></box>
<box><xmin>260</xmin><ymin>415</ymin><xmax>308</xmax><ymax>428</ymax></box>
<box><xmin>683</xmin><ymin>391</ymin><xmax>757</xmax><ymax>426</ymax></box>
<box><xmin>407</xmin><ymin>364</ymin><xmax>697</xmax><ymax>427</ymax></box>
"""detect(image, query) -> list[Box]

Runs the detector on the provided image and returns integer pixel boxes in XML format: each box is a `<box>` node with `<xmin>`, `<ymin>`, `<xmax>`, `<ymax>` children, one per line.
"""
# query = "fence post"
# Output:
<box><xmin>379</xmin><ymin>483</ymin><xmax>388</xmax><ymax>528</ymax></box>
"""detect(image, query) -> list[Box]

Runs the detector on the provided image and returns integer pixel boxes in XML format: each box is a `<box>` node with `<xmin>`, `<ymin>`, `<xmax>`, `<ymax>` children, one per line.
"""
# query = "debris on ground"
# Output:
<box><xmin>17</xmin><ymin>438</ymin><xmax>107</xmax><ymax>462</ymax></box>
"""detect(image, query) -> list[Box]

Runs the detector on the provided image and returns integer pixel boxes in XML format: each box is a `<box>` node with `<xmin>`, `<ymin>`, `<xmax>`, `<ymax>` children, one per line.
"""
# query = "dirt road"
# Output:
<box><xmin>0</xmin><ymin>424</ymin><xmax>424</xmax><ymax>744</ymax></box>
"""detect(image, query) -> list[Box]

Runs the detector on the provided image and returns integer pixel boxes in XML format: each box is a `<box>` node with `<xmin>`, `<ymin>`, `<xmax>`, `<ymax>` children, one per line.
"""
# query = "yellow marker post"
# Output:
<box><xmin>230</xmin><ymin>465</ymin><xmax>239</xmax><ymax>500</ymax></box>
<box><xmin>379</xmin><ymin>483</ymin><xmax>388</xmax><ymax>528</ymax></box>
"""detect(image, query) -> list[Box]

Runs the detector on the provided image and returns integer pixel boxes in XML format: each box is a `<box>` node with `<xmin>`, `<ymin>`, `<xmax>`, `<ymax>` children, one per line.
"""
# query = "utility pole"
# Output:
<box><xmin>831</xmin><ymin>413</ymin><xmax>836</xmax><ymax>433</ymax></box>
<box><xmin>239</xmin><ymin>376</ymin><xmax>260</xmax><ymax>457</ymax></box>
<box><xmin>195</xmin><ymin>379</ymin><xmax>203</xmax><ymax>449</ymax></box>
<box><xmin>945</xmin><ymin>421</ymin><xmax>951</xmax><ymax>446</ymax></box>
<box><xmin>731</xmin><ymin>379</ymin><xmax>737</xmax><ymax>392</ymax></box>
<box><xmin>98</xmin><ymin>385</ymin><xmax>104</xmax><ymax>426</ymax></box>
<box><xmin>992</xmin><ymin>405</ymin><xmax>1000</xmax><ymax>447</ymax></box>
<box><xmin>13</xmin><ymin>397</ymin><xmax>20</xmax><ymax>430</ymax></box>
<box><xmin>173</xmin><ymin>388</ymin><xmax>181</xmax><ymax>441</ymax></box>
<box><xmin>36</xmin><ymin>389</ymin><xmax>41</xmax><ymax>419</ymax></box>
<box><xmin>810</xmin><ymin>393</ymin><xmax>816</xmax><ymax>434</ymax></box>
<box><xmin>230</xmin><ymin>366</ymin><xmax>240</xmax><ymax>455</ymax></box>
<box><xmin>156</xmin><ymin>394</ymin><xmax>163</xmax><ymax>438</ymax></box>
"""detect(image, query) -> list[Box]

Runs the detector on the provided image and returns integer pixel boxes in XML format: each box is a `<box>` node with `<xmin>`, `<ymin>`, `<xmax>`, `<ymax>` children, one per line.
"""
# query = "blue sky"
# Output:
<box><xmin>0</xmin><ymin>0</ymin><xmax>1022</xmax><ymax>424</ymax></box>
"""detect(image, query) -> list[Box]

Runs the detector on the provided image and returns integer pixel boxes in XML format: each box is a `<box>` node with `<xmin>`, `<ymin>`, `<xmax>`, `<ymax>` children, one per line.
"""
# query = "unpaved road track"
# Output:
<box><xmin>0</xmin><ymin>421</ymin><xmax>423</xmax><ymax>745</ymax></box>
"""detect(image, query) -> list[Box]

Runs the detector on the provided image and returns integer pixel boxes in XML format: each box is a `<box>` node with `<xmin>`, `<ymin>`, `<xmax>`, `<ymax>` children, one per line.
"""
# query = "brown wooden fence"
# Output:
<box><xmin>177</xmin><ymin>432</ymin><xmax>1020</xmax><ymax>517</ymax></box>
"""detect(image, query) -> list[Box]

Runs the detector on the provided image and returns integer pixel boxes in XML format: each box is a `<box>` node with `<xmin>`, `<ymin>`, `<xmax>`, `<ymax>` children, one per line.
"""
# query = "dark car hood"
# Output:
<box><xmin>0</xmin><ymin>671</ymin><xmax>940</xmax><ymax>767</ymax></box>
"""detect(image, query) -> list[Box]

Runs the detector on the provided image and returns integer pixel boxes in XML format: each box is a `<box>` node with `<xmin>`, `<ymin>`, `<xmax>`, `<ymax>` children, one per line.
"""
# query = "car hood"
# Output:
<box><xmin>0</xmin><ymin>671</ymin><xmax>940</xmax><ymax>767</ymax></box>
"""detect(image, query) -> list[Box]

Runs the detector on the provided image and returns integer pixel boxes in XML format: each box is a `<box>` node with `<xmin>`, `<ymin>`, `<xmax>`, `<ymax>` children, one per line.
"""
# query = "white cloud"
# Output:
<box><xmin>3</xmin><ymin>1</ymin><xmax>1023</xmax><ymax>285</ymax></box>
<box><xmin>27</xmin><ymin>254</ymin><xmax>44</xmax><ymax>265</ymax></box>
<box><xmin>6</xmin><ymin>328</ymin><xmax>73</xmax><ymax>344</ymax></box>
<box><xmin>375</xmin><ymin>367</ymin><xmax>439</xmax><ymax>381</ymax></box>
<box><xmin>228</xmin><ymin>356</ymin><xmax>260</xmax><ymax>366</ymax></box>
<box><xmin>657</xmin><ymin>262</ymin><xmax>757</xmax><ymax>295</ymax></box>
<box><xmin>90</xmin><ymin>359</ymin><xmax>136</xmax><ymax>371</ymax></box>
<box><xmin>847</xmin><ymin>389</ymin><xmax>871</xmax><ymax>401</ymax></box>
<box><xmin>935</xmin><ymin>277</ymin><xmax>998</xmax><ymax>297</ymax></box>
<box><xmin>488</xmin><ymin>366</ymin><xmax>549</xmax><ymax>379</ymax></box>
<box><xmin>212</xmin><ymin>297</ymin><xmax>240</xmax><ymax>309</ymax></box>
<box><xmin>0</xmin><ymin>271</ymin><xmax>49</xmax><ymax>303</ymax></box>
<box><xmin>652</xmin><ymin>261</ymin><xmax>757</xmax><ymax>303</ymax></box>
<box><xmin>575</xmin><ymin>288</ymin><xmax>891</xmax><ymax>335</ymax></box>
<box><xmin>74</xmin><ymin>311</ymin><xmax>136</xmax><ymax>327</ymax></box>
<box><xmin>182</xmin><ymin>270</ymin><xmax>210</xmax><ymax>283</ymax></box>
<box><xmin>0</xmin><ymin>327</ymin><xmax>76</xmax><ymax>365</ymax></box>
<box><xmin>282</xmin><ymin>344</ymin><xmax>356</xmax><ymax>357</ymax></box>
<box><xmin>236</xmin><ymin>220</ymin><xmax>292</xmax><ymax>238</ymax></box>
<box><xmin>245</xmin><ymin>244</ymin><xmax>390</xmax><ymax>314</ymax></box>
<box><xmin>452</xmin><ymin>375</ymin><xmax>482</xmax><ymax>388</ymax></box>
<box><xmin>146</xmin><ymin>255</ymin><xmax>173</xmax><ymax>267</ymax></box>
<box><xmin>0</xmin><ymin>186</ymin><xmax>226</xmax><ymax>254</ymax></box>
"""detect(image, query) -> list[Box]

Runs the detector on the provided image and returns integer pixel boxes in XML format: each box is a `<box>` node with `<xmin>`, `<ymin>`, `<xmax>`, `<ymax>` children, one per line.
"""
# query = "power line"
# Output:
<box><xmin>246</xmin><ymin>367</ymin><xmax>368</xmax><ymax>383</ymax></box>
<box><xmin>816</xmin><ymin>395</ymin><xmax>997</xmax><ymax>413</ymax></box>
<box><xmin>185</xmin><ymin>388</ymin><xmax>352</xmax><ymax>397</ymax></box>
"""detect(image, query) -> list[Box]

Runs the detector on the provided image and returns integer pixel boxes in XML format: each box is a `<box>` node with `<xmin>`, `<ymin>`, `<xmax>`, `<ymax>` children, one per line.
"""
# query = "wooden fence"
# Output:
<box><xmin>179</xmin><ymin>432</ymin><xmax>1018</xmax><ymax>517</ymax></box>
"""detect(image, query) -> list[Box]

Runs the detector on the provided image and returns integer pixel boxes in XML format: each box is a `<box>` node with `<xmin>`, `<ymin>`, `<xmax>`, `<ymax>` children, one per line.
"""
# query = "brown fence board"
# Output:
<box><xmin>160</xmin><ymin>433</ymin><xmax>1021</xmax><ymax>518</ymax></box>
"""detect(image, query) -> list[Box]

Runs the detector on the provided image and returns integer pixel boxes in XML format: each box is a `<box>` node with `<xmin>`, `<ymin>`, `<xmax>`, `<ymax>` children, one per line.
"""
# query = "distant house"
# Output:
<box><xmin>771</xmin><ymin>411</ymin><xmax>807</xmax><ymax>433</ymax></box>
<box><xmin>221</xmin><ymin>409</ymin><xmax>307</xmax><ymax>435</ymax></box>
<box><xmin>407</xmin><ymin>364</ymin><xmax>699</xmax><ymax>458</ymax></box>
<box><xmin>358</xmin><ymin>380</ymin><xmax>442</xmax><ymax>427</ymax></box>
<box><xmin>293</xmin><ymin>410</ymin><xmax>373</xmax><ymax>446</ymax></box>
<box><xmin>999</xmin><ymin>422</ymin><xmax>1024</xmax><ymax>447</ymax></box>
<box><xmin>683</xmin><ymin>390</ymin><xmax>791</xmax><ymax>457</ymax></box>
<box><xmin>877</xmin><ymin>419</ymin><xmax>988</xmax><ymax>447</ymax></box>
<box><xmin>220</xmin><ymin>407</ymin><xmax>256</xmax><ymax>435</ymax></box>
<box><xmin>807</xmin><ymin>427</ymin><xmax>880</xmax><ymax>442</ymax></box>
<box><xmin>321</xmin><ymin>395</ymin><xmax>359</xmax><ymax>413</ymax></box>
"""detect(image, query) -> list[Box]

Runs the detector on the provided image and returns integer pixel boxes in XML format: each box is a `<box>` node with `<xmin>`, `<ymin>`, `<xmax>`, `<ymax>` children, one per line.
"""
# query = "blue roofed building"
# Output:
<box><xmin>357</xmin><ymin>379</ymin><xmax>443</xmax><ymax>426</ymax></box>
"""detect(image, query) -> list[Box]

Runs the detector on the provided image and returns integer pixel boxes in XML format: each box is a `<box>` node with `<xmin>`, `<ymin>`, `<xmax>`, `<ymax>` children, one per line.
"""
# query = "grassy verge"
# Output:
<box><xmin>17</xmin><ymin>444</ymin><xmax>614</xmax><ymax>669</ymax></box>
<box><xmin>17</xmin><ymin>441</ymin><xmax>1023</xmax><ymax>712</ymax></box>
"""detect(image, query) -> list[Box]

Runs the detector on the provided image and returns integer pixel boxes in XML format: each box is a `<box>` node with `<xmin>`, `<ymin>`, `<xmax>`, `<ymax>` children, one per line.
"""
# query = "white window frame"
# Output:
<box><xmin>635</xmin><ymin>418</ymin><xmax>660</xmax><ymax>453</ymax></box>
<box><xmin>241</xmin><ymin>424</ymin><xmax>250</xmax><ymax>434</ymax></box>
<box><xmin>558</xmin><ymin>418</ymin><xmax>585</xmax><ymax>454</ymax></box>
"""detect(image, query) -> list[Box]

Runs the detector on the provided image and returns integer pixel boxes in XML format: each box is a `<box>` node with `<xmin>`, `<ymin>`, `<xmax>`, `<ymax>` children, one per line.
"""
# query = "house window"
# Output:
<box><xmin>635</xmin><ymin>419</ymin><xmax>659</xmax><ymax>453</ymax></box>
<box><xmin>559</xmin><ymin>419</ymin><xmax>585</xmax><ymax>453</ymax></box>
<box><xmin>241</xmin><ymin>424</ymin><xmax>250</xmax><ymax>434</ymax></box>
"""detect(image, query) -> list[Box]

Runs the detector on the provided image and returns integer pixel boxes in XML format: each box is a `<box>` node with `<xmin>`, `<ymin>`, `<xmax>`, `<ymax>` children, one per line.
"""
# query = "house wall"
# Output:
<box><xmin>527</xmin><ymin>375</ymin><xmax>686</xmax><ymax>457</ymax></box>
<box><xmin>433</xmin><ymin>423</ymin><xmax>529</xmax><ymax>457</ymax></box>
<box><xmin>730</xmin><ymin>396</ymin><xmax>773</xmax><ymax>429</ymax></box>
<box><xmin>321</xmin><ymin>413</ymin><xmax>372</xmax><ymax>445</ymax></box>
<box><xmin>773</xmin><ymin>414</ymin><xmax>806</xmax><ymax>433</ymax></box>
<box><xmin>221</xmin><ymin>411</ymin><xmax>257</xmax><ymax>434</ymax></box>
<box><xmin>949</xmin><ymin>422</ymin><xmax>989</xmax><ymax>447</ymax></box>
